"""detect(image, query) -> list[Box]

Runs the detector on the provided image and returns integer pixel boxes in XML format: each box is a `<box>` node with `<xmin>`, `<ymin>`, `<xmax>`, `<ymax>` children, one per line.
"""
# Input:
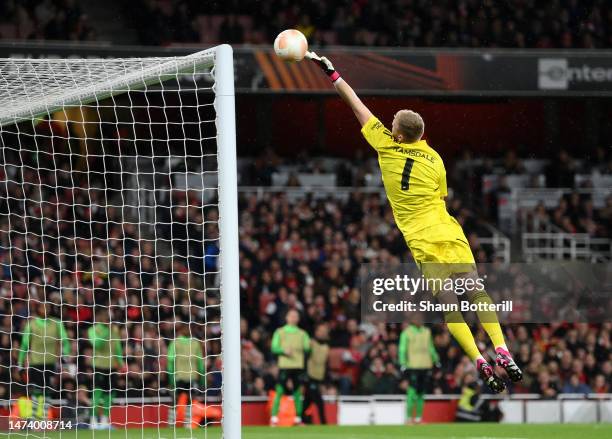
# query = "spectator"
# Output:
<box><xmin>502</xmin><ymin>150</ymin><xmax>525</xmax><ymax>174</ymax></box>
<box><xmin>1</xmin><ymin>140</ymin><xmax>611</xmax><ymax>409</ymax></box>
<box><xmin>115</xmin><ymin>0</ymin><xmax>612</xmax><ymax>48</ymax></box>
<box><xmin>546</xmin><ymin>150</ymin><xmax>576</xmax><ymax>188</ymax></box>
<box><xmin>172</xmin><ymin>2</ymin><xmax>198</xmax><ymax>42</ymax></box>
<box><xmin>3</xmin><ymin>0</ymin><xmax>612</xmax><ymax>49</ymax></box>
<box><xmin>219</xmin><ymin>15</ymin><xmax>244</xmax><ymax>45</ymax></box>
<box><xmin>561</xmin><ymin>373</ymin><xmax>592</xmax><ymax>394</ymax></box>
<box><xmin>530</xmin><ymin>370</ymin><xmax>559</xmax><ymax>399</ymax></box>
<box><xmin>359</xmin><ymin>357</ymin><xmax>397</xmax><ymax>394</ymax></box>
<box><xmin>592</xmin><ymin>374</ymin><xmax>609</xmax><ymax>394</ymax></box>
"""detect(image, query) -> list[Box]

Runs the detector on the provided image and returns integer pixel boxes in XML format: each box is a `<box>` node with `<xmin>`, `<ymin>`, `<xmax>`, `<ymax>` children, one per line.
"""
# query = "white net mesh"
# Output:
<box><xmin>0</xmin><ymin>48</ymin><xmax>232</xmax><ymax>437</ymax></box>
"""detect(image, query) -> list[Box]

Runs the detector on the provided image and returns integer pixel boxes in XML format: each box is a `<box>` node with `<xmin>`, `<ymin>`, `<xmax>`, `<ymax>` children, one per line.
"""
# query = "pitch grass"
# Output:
<box><xmin>10</xmin><ymin>424</ymin><xmax>612</xmax><ymax>439</ymax></box>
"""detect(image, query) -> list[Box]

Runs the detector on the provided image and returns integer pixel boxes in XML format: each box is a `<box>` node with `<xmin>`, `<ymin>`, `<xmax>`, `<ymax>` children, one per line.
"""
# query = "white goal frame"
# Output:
<box><xmin>215</xmin><ymin>44</ymin><xmax>242</xmax><ymax>439</ymax></box>
<box><xmin>0</xmin><ymin>44</ymin><xmax>241</xmax><ymax>438</ymax></box>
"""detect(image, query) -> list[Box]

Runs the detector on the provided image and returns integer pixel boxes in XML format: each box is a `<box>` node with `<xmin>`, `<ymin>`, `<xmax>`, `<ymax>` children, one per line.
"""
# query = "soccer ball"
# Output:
<box><xmin>274</xmin><ymin>29</ymin><xmax>308</xmax><ymax>62</ymax></box>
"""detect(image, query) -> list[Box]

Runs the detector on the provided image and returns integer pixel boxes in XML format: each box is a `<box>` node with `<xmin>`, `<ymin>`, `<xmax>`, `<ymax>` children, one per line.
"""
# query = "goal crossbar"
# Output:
<box><xmin>0</xmin><ymin>47</ymin><xmax>216</xmax><ymax>127</ymax></box>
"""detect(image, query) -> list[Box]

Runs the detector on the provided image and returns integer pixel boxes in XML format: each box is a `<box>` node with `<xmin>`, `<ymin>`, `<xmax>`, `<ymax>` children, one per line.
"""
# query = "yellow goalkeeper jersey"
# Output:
<box><xmin>361</xmin><ymin>116</ymin><xmax>457</xmax><ymax>238</ymax></box>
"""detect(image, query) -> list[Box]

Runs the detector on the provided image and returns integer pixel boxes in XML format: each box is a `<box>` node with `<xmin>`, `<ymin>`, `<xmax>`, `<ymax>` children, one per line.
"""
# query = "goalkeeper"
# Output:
<box><xmin>167</xmin><ymin>321</ymin><xmax>206</xmax><ymax>427</ymax></box>
<box><xmin>17</xmin><ymin>299</ymin><xmax>71</xmax><ymax>419</ymax></box>
<box><xmin>398</xmin><ymin>315</ymin><xmax>439</xmax><ymax>424</ymax></box>
<box><xmin>307</xmin><ymin>52</ymin><xmax>522</xmax><ymax>393</ymax></box>
<box><xmin>87</xmin><ymin>306</ymin><xmax>124</xmax><ymax>429</ymax></box>
<box><xmin>270</xmin><ymin>309</ymin><xmax>310</xmax><ymax>426</ymax></box>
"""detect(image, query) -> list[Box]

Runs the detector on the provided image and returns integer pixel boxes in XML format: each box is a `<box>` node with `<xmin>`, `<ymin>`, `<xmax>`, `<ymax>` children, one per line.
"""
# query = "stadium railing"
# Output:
<box><xmin>271</xmin><ymin>172</ymin><xmax>338</xmax><ymax>187</ymax></box>
<box><xmin>478</xmin><ymin>223</ymin><xmax>512</xmax><ymax>263</ymax></box>
<box><xmin>238</xmin><ymin>185</ymin><xmax>386</xmax><ymax>202</ymax></box>
<box><xmin>522</xmin><ymin>232</ymin><xmax>611</xmax><ymax>262</ymax></box>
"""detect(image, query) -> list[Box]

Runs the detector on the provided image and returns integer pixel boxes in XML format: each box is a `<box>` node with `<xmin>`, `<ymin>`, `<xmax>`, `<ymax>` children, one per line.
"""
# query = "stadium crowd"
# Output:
<box><xmin>243</xmin><ymin>147</ymin><xmax>612</xmax><ymax>240</ymax></box>
<box><xmin>1</xmin><ymin>142</ymin><xmax>611</xmax><ymax>408</ymax></box>
<box><xmin>452</xmin><ymin>148</ymin><xmax>612</xmax><ymax>238</ymax></box>
<box><xmin>125</xmin><ymin>0</ymin><xmax>612</xmax><ymax>48</ymax></box>
<box><xmin>235</xmin><ymin>188</ymin><xmax>611</xmax><ymax>397</ymax></box>
<box><xmin>2</xmin><ymin>0</ymin><xmax>611</xmax><ymax>49</ymax></box>
<box><xmin>0</xmin><ymin>0</ymin><xmax>609</xmax><ymax>430</ymax></box>
<box><xmin>0</xmin><ymin>153</ymin><xmax>223</xmax><ymax>403</ymax></box>
<box><xmin>0</xmin><ymin>0</ymin><xmax>96</xmax><ymax>42</ymax></box>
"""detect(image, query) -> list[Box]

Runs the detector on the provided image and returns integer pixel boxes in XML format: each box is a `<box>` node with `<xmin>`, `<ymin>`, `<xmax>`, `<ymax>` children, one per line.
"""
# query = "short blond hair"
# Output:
<box><xmin>395</xmin><ymin>110</ymin><xmax>424</xmax><ymax>143</ymax></box>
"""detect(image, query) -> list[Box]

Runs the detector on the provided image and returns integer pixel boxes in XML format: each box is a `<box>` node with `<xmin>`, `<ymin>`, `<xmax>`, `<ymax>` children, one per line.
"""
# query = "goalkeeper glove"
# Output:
<box><xmin>306</xmin><ymin>51</ymin><xmax>341</xmax><ymax>83</ymax></box>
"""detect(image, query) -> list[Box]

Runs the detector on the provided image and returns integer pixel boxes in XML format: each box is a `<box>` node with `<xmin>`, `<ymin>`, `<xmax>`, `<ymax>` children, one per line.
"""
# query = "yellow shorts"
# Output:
<box><xmin>406</xmin><ymin>223</ymin><xmax>476</xmax><ymax>289</ymax></box>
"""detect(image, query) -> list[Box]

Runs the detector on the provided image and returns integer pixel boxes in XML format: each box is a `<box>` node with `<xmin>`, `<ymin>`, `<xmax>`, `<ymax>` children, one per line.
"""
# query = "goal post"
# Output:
<box><xmin>0</xmin><ymin>44</ymin><xmax>241</xmax><ymax>437</ymax></box>
<box><xmin>216</xmin><ymin>45</ymin><xmax>242</xmax><ymax>439</ymax></box>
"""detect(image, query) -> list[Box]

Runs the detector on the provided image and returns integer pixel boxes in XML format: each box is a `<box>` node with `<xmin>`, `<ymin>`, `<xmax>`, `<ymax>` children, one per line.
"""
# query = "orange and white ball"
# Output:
<box><xmin>274</xmin><ymin>29</ymin><xmax>308</xmax><ymax>62</ymax></box>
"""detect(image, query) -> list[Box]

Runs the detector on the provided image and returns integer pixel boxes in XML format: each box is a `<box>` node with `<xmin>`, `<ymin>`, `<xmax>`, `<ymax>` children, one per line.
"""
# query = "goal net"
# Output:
<box><xmin>0</xmin><ymin>45</ymin><xmax>240</xmax><ymax>438</ymax></box>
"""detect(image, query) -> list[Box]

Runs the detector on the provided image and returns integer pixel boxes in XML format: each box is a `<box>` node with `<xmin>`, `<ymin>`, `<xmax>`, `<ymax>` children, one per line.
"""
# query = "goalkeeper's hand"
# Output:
<box><xmin>306</xmin><ymin>51</ymin><xmax>341</xmax><ymax>82</ymax></box>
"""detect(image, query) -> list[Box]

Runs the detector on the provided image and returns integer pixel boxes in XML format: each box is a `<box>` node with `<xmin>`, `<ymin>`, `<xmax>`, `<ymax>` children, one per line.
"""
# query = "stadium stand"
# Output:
<box><xmin>0</xmin><ymin>0</ymin><xmax>96</xmax><ymax>41</ymax></box>
<box><xmin>2</xmin><ymin>0</ymin><xmax>612</xmax><ymax>48</ymax></box>
<box><xmin>1</xmin><ymin>143</ymin><xmax>610</xmax><ymax>406</ymax></box>
<box><xmin>0</xmin><ymin>2</ymin><xmax>610</xmax><ymax>429</ymax></box>
<box><xmin>125</xmin><ymin>0</ymin><xmax>612</xmax><ymax>48</ymax></box>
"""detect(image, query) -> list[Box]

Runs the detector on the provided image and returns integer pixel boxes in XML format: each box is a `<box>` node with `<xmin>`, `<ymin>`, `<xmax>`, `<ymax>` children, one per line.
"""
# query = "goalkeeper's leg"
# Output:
<box><xmin>412</xmin><ymin>243</ymin><xmax>501</xmax><ymax>388</ymax></box>
<box><xmin>469</xmin><ymin>289</ymin><xmax>523</xmax><ymax>382</ymax></box>
<box><xmin>438</xmin><ymin>290</ymin><xmax>506</xmax><ymax>393</ymax></box>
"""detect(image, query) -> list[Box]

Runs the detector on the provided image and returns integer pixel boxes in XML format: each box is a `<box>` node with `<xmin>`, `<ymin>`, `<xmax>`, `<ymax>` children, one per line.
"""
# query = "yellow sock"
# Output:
<box><xmin>445</xmin><ymin>310</ymin><xmax>482</xmax><ymax>361</ymax></box>
<box><xmin>472</xmin><ymin>291</ymin><xmax>506</xmax><ymax>348</ymax></box>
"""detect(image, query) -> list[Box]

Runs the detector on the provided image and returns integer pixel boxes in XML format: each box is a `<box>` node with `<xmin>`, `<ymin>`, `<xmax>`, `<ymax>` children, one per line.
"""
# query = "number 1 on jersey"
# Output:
<box><xmin>401</xmin><ymin>158</ymin><xmax>414</xmax><ymax>190</ymax></box>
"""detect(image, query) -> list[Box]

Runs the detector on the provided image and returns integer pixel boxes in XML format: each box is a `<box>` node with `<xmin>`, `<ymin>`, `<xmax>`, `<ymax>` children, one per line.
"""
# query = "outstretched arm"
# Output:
<box><xmin>307</xmin><ymin>52</ymin><xmax>372</xmax><ymax>127</ymax></box>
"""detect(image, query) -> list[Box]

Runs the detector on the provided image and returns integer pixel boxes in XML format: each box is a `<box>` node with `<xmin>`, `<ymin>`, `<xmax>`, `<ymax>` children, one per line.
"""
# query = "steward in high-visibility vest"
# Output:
<box><xmin>456</xmin><ymin>373</ymin><xmax>483</xmax><ymax>422</ymax></box>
